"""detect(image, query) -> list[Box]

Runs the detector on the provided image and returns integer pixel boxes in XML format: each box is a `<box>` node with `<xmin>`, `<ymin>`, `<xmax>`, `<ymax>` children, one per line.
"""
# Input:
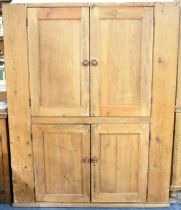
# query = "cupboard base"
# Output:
<box><xmin>13</xmin><ymin>202</ymin><xmax>169</xmax><ymax>208</ymax></box>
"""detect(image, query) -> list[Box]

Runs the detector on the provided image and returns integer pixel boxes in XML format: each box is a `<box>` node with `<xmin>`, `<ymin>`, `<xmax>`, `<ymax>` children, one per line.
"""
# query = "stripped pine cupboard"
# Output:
<box><xmin>2</xmin><ymin>2</ymin><xmax>179</xmax><ymax>207</ymax></box>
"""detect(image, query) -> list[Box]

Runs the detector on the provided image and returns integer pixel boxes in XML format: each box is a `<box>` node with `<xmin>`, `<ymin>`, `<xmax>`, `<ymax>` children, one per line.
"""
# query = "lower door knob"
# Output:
<box><xmin>82</xmin><ymin>157</ymin><xmax>90</xmax><ymax>163</ymax></box>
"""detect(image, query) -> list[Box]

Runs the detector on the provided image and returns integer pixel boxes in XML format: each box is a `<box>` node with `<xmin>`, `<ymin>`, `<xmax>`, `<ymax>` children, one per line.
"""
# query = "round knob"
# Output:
<box><xmin>82</xmin><ymin>60</ymin><xmax>89</xmax><ymax>66</ymax></box>
<box><xmin>91</xmin><ymin>156</ymin><xmax>98</xmax><ymax>164</ymax></box>
<box><xmin>91</xmin><ymin>59</ymin><xmax>98</xmax><ymax>66</ymax></box>
<box><xmin>82</xmin><ymin>157</ymin><xmax>90</xmax><ymax>163</ymax></box>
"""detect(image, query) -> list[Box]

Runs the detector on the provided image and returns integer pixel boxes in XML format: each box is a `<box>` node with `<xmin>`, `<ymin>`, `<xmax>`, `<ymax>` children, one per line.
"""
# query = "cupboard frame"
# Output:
<box><xmin>2</xmin><ymin>2</ymin><xmax>179</xmax><ymax>207</ymax></box>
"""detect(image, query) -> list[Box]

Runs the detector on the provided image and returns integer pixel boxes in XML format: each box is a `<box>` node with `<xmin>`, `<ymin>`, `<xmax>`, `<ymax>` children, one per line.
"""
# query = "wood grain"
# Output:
<box><xmin>0</xmin><ymin>92</ymin><xmax>7</xmax><ymax>101</ymax></box>
<box><xmin>91</xmin><ymin>124</ymin><xmax>149</xmax><ymax>203</ymax></box>
<box><xmin>37</xmin><ymin>8</ymin><xmax>81</xmax><ymax>19</ymax></box>
<box><xmin>171</xmin><ymin>113</ymin><xmax>181</xmax><ymax>191</ymax></box>
<box><xmin>170</xmin><ymin>0</ymin><xmax>181</xmax><ymax>195</ymax></box>
<box><xmin>13</xmin><ymin>202</ymin><xmax>169</xmax><ymax>208</ymax></box>
<box><xmin>0</xmin><ymin>41</ymin><xmax>4</xmax><ymax>53</ymax></box>
<box><xmin>0</xmin><ymin>119</ymin><xmax>11</xmax><ymax>203</ymax></box>
<box><xmin>32</xmin><ymin>124</ymin><xmax>90</xmax><ymax>203</ymax></box>
<box><xmin>0</xmin><ymin>123</ymin><xmax>4</xmax><ymax>202</ymax></box>
<box><xmin>176</xmin><ymin>0</ymin><xmax>181</xmax><ymax>107</ymax></box>
<box><xmin>32</xmin><ymin>116</ymin><xmax>150</xmax><ymax>124</ymax></box>
<box><xmin>147</xmin><ymin>3</ymin><xmax>179</xmax><ymax>203</ymax></box>
<box><xmin>26</xmin><ymin>2</ymin><xmax>175</xmax><ymax>8</ymax></box>
<box><xmin>3</xmin><ymin>4</ymin><xmax>35</xmax><ymax>203</ymax></box>
<box><xmin>28</xmin><ymin>7</ymin><xmax>89</xmax><ymax>117</ymax></box>
<box><xmin>90</xmin><ymin>7</ymin><xmax>153</xmax><ymax>116</ymax></box>
<box><xmin>3</xmin><ymin>3</ymin><xmax>180</xmax><ymax>206</ymax></box>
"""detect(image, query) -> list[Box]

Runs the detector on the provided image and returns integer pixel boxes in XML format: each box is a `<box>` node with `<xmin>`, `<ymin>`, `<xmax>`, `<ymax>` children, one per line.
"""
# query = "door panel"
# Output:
<box><xmin>91</xmin><ymin>7</ymin><xmax>153</xmax><ymax>116</ymax></box>
<box><xmin>32</xmin><ymin>124</ymin><xmax>90</xmax><ymax>202</ymax></box>
<box><xmin>91</xmin><ymin>124</ymin><xmax>149</xmax><ymax>202</ymax></box>
<box><xmin>28</xmin><ymin>8</ymin><xmax>89</xmax><ymax>116</ymax></box>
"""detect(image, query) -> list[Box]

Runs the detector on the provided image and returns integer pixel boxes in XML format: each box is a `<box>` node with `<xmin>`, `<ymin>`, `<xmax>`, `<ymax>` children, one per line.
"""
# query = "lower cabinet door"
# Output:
<box><xmin>91</xmin><ymin>124</ymin><xmax>149</xmax><ymax>203</ymax></box>
<box><xmin>32</xmin><ymin>124</ymin><xmax>90</xmax><ymax>203</ymax></box>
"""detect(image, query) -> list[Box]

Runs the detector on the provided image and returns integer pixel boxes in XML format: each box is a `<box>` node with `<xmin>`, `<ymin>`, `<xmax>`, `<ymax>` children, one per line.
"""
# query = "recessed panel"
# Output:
<box><xmin>32</xmin><ymin>124</ymin><xmax>90</xmax><ymax>202</ymax></box>
<box><xmin>100</xmin><ymin>134</ymin><xmax>139</xmax><ymax>193</ymax></box>
<box><xmin>39</xmin><ymin>20</ymin><xmax>81</xmax><ymax>108</ymax></box>
<box><xmin>100</xmin><ymin>19</ymin><xmax>141</xmax><ymax>106</ymax></box>
<box><xmin>28</xmin><ymin>8</ymin><xmax>89</xmax><ymax>116</ymax></box>
<box><xmin>43</xmin><ymin>133</ymin><xmax>82</xmax><ymax>194</ymax></box>
<box><xmin>91</xmin><ymin>7</ymin><xmax>153</xmax><ymax>116</ymax></box>
<box><xmin>91</xmin><ymin>124</ymin><xmax>149</xmax><ymax>202</ymax></box>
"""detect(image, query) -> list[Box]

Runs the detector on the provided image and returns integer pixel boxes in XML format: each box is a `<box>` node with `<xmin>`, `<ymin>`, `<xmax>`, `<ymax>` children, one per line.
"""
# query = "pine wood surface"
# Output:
<box><xmin>147</xmin><ymin>3</ymin><xmax>179</xmax><ymax>203</ymax></box>
<box><xmin>3</xmin><ymin>4</ymin><xmax>35</xmax><ymax>203</ymax></box>
<box><xmin>25</xmin><ymin>2</ymin><xmax>177</xmax><ymax>8</ymax></box>
<box><xmin>171</xmin><ymin>113</ymin><xmax>181</xmax><ymax>192</ymax></box>
<box><xmin>90</xmin><ymin>7</ymin><xmax>153</xmax><ymax>117</ymax></box>
<box><xmin>2</xmin><ymin>2</ymin><xmax>179</xmax><ymax>206</ymax></box>
<box><xmin>32</xmin><ymin>116</ymin><xmax>150</xmax><ymax>124</ymax></box>
<box><xmin>13</xmin><ymin>202</ymin><xmax>170</xmax><ymax>208</ymax></box>
<box><xmin>170</xmin><ymin>0</ymin><xmax>181</xmax><ymax>195</ymax></box>
<box><xmin>91</xmin><ymin>124</ymin><xmax>149</xmax><ymax>203</ymax></box>
<box><xmin>28</xmin><ymin>7</ymin><xmax>89</xmax><ymax>116</ymax></box>
<box><xmin>0</xmin><ymin>118</ymin><xmax>11</xmax><ymax>203</ymax></box>
<box><xmin>32</xmin><ymin>124</ymin><xmax>90</xmax><ymax>203</ymax></box>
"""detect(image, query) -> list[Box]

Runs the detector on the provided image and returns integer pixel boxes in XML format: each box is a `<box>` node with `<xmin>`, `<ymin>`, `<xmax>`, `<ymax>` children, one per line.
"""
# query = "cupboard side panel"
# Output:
<box><xmin>147</xmin><ymin>3</ymin><xmax>179</xmax><ymax>203</ymax></box>
<box><xmin>176</xmin><ymin>1</ymin><xmax>181</xmax><ymax>107</ymax></box>
<box><xmin>3</xmin><ymin>5</ymin><xmax>35</xmax><ymax>203</ymax></box>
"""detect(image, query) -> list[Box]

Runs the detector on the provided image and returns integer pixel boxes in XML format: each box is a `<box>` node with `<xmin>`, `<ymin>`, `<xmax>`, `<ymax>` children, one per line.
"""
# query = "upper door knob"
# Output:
<box><xmin>82</xmin><ymin>59</ymin><xmax>89</xmax><ymax>66</ymax></box>
<box><xmin>91</xmin><ymin>59</ymin><xmax>98</xmax><ymax>66</ymax></box>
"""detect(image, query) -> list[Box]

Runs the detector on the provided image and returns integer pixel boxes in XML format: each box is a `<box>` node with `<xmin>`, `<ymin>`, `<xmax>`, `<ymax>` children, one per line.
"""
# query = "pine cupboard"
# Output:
<box><xmin>2</xmin><ymin>2</ymin><xmax>179</xmax><ymax>207</ymax></box>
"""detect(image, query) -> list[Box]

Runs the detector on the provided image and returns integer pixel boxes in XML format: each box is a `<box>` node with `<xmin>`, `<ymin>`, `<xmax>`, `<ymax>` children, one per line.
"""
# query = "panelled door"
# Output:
<box><xmin>90</xmin><ymin>7</ymin><xmax>153</xmax><ymax>116</ymax></box>
<box><xmin>28</xmin><ymin>6</ymin><xmax>153</xmax><ymax>117</ymax></box>
<box><xmin>28</xmin><ymin>7</ymin><xmax>89</xmax><ymax>116</ymax></box>
<box><xmin>91</xmin><ymin>124</ymin><xmax>149</xmax><ymax>203</ymax></box>
<box><xmin>32</xmin><ymin>124</ymin><xmax>90</xmax><ymax>202</ymax></box>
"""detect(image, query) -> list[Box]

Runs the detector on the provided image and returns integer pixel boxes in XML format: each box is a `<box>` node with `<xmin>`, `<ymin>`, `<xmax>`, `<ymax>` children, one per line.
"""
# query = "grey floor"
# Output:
<box><xmin>0</xmin><ymin>203</ymin><xmax>181</xmax><ymax>210</ymax></box>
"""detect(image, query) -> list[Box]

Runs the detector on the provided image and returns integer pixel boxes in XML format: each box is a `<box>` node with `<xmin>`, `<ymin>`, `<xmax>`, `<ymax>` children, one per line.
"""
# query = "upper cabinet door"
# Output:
<box><xmin>28</xmin><ymin>7</ymin><xmax>89</xmax><ymax>116</ymax></box>
<box><xmin>90</xmin><ymin>7</ymin><xmax>153</xmax><ymax>116</ymax></box>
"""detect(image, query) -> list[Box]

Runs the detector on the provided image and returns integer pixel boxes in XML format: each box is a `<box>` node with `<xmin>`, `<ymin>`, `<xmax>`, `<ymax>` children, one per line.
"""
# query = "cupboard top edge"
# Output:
<box><xmin>2</xmin><ymin>2</ymin><xmax>179</xmax><ymax>8</ymax></box>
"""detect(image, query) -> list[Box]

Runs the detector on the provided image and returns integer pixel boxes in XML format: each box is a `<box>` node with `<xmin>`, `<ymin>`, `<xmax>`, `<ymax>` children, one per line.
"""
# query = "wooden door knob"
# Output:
<box><xmin>82</xmin><ymin>157</ymin><xmax>90</xmax><ymax>163</ymax></box>
<box><xmin>91</xmin><ymin>156</ymin><xmax>98</xmax><ymax>164</ymax></box>
<box><xmin>82</xmin><ymin>60</ymin><xmax>89</xmax><ymax>66</ymax></box>
<box><xmin>91</xmin><ymin>59</ymin><xmax>98</xmax><ymax>66</ymax></box>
